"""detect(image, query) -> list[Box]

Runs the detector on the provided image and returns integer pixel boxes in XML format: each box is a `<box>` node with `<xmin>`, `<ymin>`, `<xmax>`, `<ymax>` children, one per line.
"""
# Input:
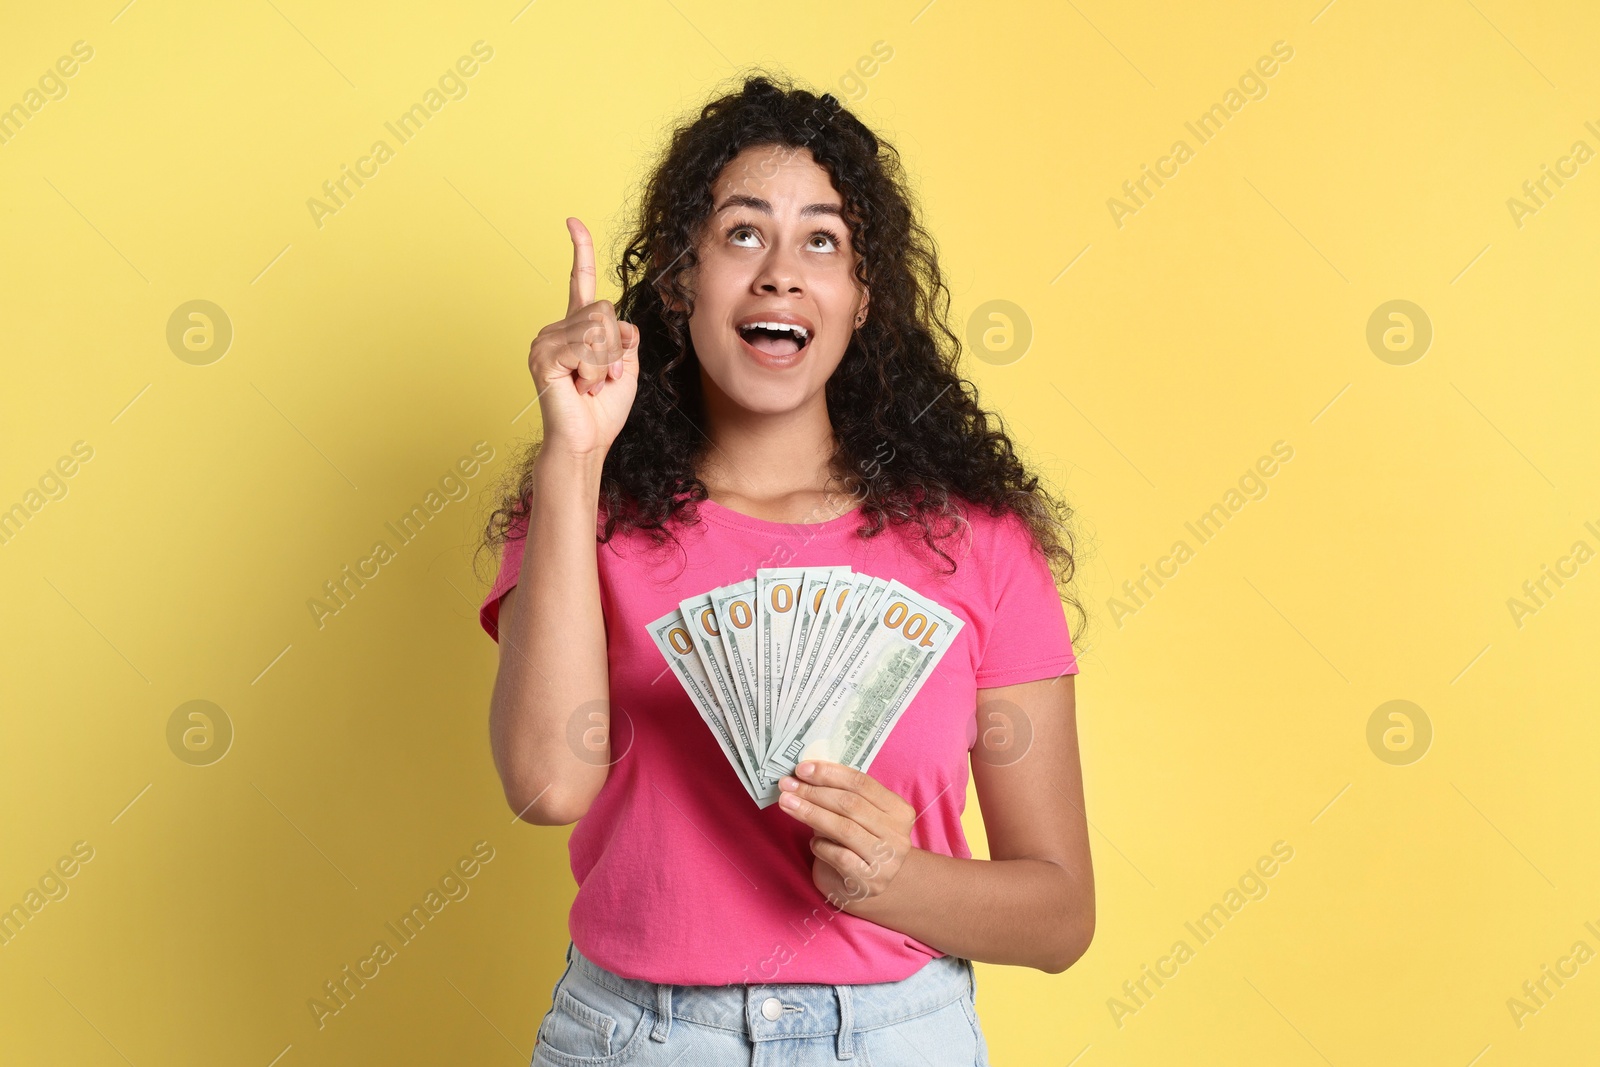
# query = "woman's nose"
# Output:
<box><xmin>753</xmin><ymin>241</ymin><xmax>804</xmax><ymax>294</ymax></box>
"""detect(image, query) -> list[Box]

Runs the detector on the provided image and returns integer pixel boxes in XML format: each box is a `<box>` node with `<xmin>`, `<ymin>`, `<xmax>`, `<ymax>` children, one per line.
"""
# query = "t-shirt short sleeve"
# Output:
<box><xmin>479</xmin><ymin>515</ymin><xmax>528</xmax><ymax>644</ymax></box>
<box><xmin>973</xmin><ymin>511</ymin><xmax>1080</xmax><ymax>687</ymax></box>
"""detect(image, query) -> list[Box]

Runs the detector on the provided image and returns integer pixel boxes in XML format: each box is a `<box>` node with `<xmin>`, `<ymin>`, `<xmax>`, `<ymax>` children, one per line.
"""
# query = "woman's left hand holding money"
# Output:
<box><xmin>778</xmin><ymin>760</ymin><xmax>917</xmax><ymax>910</ymax></box>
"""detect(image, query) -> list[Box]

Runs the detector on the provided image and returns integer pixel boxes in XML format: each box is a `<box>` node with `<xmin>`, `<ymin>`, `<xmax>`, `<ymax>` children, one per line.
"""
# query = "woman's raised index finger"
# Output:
<box><xmin>566</xmin><ymin>217</ymin><xmax>596</xmax><ymax>316</ymax></box>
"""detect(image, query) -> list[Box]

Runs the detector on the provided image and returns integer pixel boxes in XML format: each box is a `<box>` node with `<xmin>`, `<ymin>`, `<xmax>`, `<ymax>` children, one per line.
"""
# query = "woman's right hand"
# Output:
<box><xmin>527</xmin><ymin>217</ymin><xmax>641</xmax><ymax>459</ymax></box>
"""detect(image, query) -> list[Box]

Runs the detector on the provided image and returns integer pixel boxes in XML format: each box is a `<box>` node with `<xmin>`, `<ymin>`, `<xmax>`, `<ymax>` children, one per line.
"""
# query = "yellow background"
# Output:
<box><xmin>2</xmin><ymin>0</ymin><xmax>1596</xmax><ymax>1063</ymax></box>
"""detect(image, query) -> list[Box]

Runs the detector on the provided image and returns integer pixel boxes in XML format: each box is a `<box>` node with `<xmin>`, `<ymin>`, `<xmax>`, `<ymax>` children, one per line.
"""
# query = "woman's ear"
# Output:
<box><xmin>660</xmin><ymin>286</ymin><xmax>690</xmax><ymax>315</ymax></box>
<box><xmin>661</xmin><ymin>273</ymin><xmax>693</xmax><ymax>315</ymax></box>
<box><xmin>855</xmin><ymin>290</ymin><xmax>870</xmax><ymax>327</ymax></box>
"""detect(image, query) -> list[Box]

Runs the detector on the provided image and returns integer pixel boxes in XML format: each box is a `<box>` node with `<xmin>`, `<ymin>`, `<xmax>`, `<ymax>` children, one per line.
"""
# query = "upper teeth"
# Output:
<box><xmin>741</xmin><ymin>321</ymin><xmax>809</xmax><ymax>343</ymax></box>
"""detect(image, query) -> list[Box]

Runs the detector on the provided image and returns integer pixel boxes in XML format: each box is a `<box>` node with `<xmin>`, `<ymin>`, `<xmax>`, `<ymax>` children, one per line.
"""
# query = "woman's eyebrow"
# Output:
<box><xmin>713</xmin><ymin>194</ymin><xmax>843</xmax><ymax>219</ymax></box>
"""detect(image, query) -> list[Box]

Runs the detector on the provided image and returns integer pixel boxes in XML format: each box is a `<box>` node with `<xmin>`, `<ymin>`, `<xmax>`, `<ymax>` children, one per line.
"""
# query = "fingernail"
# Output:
<box><xmin>780</xmin><ymin>793</ymin><xmax>800</xmax><ymax>809</ymax></box>
<box><xmin>779</xmin><ymin>777</ymin><xmax>798</xmax><ymax>791</ymax></box>
<box><xmin>797</xmin><ymin>762</ymin><xmax>815</xmax><ymax>777</ymax></box>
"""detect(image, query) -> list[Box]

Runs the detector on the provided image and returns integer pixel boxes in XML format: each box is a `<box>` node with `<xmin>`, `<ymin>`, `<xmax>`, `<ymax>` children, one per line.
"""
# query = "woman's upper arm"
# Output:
<box><xmin>969</xmin><ymin>675</ymin><xmax>1092</xmax><ymax>885</ymax></box>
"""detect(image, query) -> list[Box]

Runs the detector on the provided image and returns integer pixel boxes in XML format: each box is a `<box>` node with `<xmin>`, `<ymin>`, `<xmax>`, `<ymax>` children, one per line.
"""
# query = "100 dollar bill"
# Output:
<box><xmin>676</xmin><ymin>591</ymin><xmax>773</xmax><ymax>801</ymax></box>
<box><xmin>646</xmin><ymin>608</ymin><xmax>760</xmax><ymax>801</ymax></box>
<box><xmin>755</xmin><ymin>567</ymin><xmax>812</xmax><ymax>776</ymax></box>
<box><xmin>764</xmin><ymin>579</ymin><xmax>964</xmax><ymax>778</ymax></box>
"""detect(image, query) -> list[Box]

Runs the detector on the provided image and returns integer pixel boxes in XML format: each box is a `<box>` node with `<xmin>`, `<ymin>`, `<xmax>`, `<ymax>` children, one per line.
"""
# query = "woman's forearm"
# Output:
<box><xmin>487</xmin><ymin>450</ymin><xmax>610</xmax><ymax>825</ymax></box>
<box><xmin>841</xmin><ymin>847</ymin><xmax>1093</xmax><ymax>973</ymax></box>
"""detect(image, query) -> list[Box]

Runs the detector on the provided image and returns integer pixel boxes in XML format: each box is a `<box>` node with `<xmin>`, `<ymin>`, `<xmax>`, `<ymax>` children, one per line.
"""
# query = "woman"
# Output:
<box><xmin>478</xmin><ymin>73</ymin><xmax>1093</xmax><ymax>1066</ymax></box>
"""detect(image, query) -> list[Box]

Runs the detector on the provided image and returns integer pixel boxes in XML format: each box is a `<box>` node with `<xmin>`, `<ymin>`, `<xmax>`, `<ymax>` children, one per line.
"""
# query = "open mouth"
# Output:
<box><xmin>736</xmin><ymin>321</ymin><xmax>812</xmax><ymax>358</ymax></box>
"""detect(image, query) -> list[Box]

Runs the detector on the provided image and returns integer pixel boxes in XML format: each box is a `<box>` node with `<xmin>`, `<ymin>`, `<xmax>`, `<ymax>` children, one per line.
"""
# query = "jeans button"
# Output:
<box><xmin>761</xmin><ymin>996</ymin><xmax>783</xmax><ymax>1021</ymax></box>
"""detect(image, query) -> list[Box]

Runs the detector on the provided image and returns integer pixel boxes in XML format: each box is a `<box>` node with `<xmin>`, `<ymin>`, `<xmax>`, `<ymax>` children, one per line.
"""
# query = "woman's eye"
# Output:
<box><xmin>725</xmin><ymin>224</ymin><xmax>842</xmax><ymax>252</ymax></box>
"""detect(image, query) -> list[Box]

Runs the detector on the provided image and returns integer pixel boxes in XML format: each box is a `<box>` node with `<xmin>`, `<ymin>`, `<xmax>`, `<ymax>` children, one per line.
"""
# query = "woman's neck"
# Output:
<box><xmin>697</xmin><ymin>385</ymin><xmax>859</xmax><ymax>524</ymax></box>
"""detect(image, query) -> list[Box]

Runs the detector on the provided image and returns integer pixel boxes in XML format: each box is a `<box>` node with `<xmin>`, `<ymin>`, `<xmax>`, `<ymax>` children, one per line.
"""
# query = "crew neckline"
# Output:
<box><xmin>693</xmin><ymin>496</ymin><xmax>866</xmax><ymax>537</ymax></box>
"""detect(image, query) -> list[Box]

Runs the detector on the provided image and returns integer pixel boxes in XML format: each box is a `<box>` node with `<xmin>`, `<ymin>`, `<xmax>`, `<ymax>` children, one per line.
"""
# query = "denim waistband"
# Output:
<box><xmin>563</xmin><ymin>940</ymin><xmax>975</xmax><ymax>1040</ymax></box>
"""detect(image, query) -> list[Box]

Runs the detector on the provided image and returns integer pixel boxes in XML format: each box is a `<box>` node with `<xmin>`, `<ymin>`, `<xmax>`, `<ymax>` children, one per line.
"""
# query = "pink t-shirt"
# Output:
<box><xmin>479</xmin><ymin>494</ymin><xmax>1079</xmax><ymax>985</ymax></box>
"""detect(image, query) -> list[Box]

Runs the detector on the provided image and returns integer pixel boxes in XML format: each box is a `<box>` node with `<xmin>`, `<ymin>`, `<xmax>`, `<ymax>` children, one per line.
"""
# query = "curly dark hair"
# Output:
<box><xmin>479</xmin><ymin>69</ymin><xmax>1086</xmax><ymax>642</ymax></box>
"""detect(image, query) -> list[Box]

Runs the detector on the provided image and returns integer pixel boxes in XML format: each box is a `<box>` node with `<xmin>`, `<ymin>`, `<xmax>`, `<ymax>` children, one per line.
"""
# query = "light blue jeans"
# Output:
<box><xmin>532</xmin><ymin>940</ymin><xmax>991</xmax><ymax>1066</ymax></box>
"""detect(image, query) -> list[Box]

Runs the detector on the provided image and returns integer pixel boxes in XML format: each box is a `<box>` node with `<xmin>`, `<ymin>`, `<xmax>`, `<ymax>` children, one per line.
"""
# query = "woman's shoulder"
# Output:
<box><xmin>943</xmin><ymin>495</ymin><xmax>1040</xmax><ymax>550</ymax></box>
<box><xmin>843</xmin><ymin>495</ymin><xmax>1037</xmax><ymax>588</ymax></box>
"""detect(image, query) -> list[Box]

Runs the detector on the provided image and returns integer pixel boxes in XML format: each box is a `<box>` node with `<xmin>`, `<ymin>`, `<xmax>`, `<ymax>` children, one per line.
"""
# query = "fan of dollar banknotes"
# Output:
<box><xmin>647</xmin><ymin>567</ymin><xmax>965</xmax><ymax>807</ymax></box>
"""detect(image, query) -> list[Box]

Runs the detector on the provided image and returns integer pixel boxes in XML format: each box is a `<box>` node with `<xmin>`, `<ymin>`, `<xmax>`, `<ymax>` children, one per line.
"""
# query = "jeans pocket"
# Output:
<box><xmin>534</xmin><ymin>970</ymin><xmax>653</xmax><ymax>1067</ymax></box>
<box><xmin>863</xmin><ymin>997</ymin><xmax>981</xmax><ymax>1067</ymax></box>
<box><xmin>958</xmin><ymin>991</ymin><xmax>991</xmax><ymax>1067</ymax></box>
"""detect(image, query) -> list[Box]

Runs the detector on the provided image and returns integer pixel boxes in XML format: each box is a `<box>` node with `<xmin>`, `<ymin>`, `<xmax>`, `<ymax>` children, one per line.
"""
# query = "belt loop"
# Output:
<box><xmin>650</xmin><ymin>981</ymin><xmax>673</xmax><ymax>1042</ymax></box>
<box><xmin>834</xmin><ymin>983</ymin><xmax>855</xmax><ymax>1059</ymax></box>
